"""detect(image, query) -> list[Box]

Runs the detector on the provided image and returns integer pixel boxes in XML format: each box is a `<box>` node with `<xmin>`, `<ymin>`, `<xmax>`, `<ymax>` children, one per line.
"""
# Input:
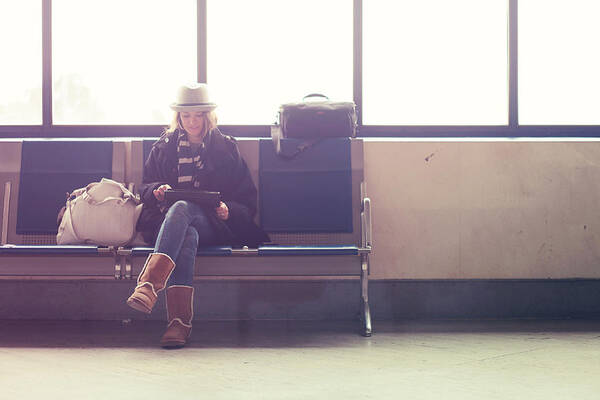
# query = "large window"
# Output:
<box><xmin>363</xmin><ymin>0</ymin><xmax>508</xmax><ymax>125</ymax></box>
<box><xmin>1</xmin><ymin>1</ymin><xmax>599</xmax><ymax>137</ymax></box>
<box><xmin>52</xmin><ymin>0</ymin><xmax>197</xmax><ymax>124</ymax></box>
<box><xmin>0</xmin><ymin>0</ymin><xmax>42</xmax><ymax>125</ymax></box>
<box><xmin>519</xmin><ymin>0</ymin><xmax>600</xmax><ymax>125</ymax></box>
<box><xmin>207</xmin><ymin>0</ymin><xmax>353</xmax><ymax>125</ymax></box>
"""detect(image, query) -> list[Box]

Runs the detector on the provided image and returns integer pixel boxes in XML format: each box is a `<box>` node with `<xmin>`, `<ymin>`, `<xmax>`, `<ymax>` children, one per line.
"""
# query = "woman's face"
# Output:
<box><xmin>180</xmin><ymin>111</ymin><xmax>205</xmax><ymax>137</ymax></box>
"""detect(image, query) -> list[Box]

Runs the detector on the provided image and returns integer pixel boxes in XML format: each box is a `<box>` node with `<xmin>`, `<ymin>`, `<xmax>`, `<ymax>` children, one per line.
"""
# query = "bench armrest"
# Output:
<box><xmin>361</xmin><ymin>196</ymin><xmax>372</xmax><ymax>250</ymax></box>
<box><xmin>2</xmin><ymin>181</ymin><xmax>11</xmax><ymax>246</ymax></box>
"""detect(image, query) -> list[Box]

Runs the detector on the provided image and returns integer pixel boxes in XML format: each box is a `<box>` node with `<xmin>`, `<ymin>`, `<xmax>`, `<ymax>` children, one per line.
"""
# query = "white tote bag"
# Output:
<box><xmin>56</xmin><ymin>178</ymin><xmax>143</xmax><ymax>246</ymax></box>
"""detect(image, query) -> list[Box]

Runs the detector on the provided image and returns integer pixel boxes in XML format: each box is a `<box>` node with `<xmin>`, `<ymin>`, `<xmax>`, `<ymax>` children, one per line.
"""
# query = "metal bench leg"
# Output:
<box><xmin>360</xmin><ymin>254</ymin><xmax>372</xmax><ymax>337</ymax></box>
<box><xmin>114</xmin><ymin>255</ymin><xmax>122</xmax><ymax>279</ymax></box>
<box><xmin>125</xmin><ymin>255</ymin><xmax>132</xmax><ymax>280</ymax></box>
<box><xmin>114</xmin><ymin>254</ymin><xmax>132</xmax><ymax>280</ymax></box>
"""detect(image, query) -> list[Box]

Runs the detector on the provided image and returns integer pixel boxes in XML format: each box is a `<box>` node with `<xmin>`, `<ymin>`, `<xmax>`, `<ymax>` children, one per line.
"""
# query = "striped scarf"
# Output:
<box><xmin>177</xmin><ymin>130</ymin><xmax>208</xmax><ymax>189</ymax></box>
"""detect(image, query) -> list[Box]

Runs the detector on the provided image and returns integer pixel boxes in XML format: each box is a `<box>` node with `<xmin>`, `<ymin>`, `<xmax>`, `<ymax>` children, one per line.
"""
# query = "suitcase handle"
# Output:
<box><xmin>303</xmin><ymin>93</ymin><xmax>329</xmax><ymax>102</ymax></box>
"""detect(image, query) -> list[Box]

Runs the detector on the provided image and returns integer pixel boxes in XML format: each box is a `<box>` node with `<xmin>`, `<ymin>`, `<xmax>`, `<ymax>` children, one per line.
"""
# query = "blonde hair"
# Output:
<box><xmin>164</xmin><ymin>110</ymin><xmax>218</xmax><ymax>136</ymax></box>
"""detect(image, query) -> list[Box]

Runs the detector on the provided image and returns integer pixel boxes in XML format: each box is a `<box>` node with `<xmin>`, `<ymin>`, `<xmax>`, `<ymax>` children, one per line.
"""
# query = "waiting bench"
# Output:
<box><xmin>0</xmin><ymin>137</ymin><xmax>373</xmax><ymax>336</ymax></box>
<box><xmin>0</xmin><ymin>140</ymin><xmax>123</xmax><ymax>276</ymax></box>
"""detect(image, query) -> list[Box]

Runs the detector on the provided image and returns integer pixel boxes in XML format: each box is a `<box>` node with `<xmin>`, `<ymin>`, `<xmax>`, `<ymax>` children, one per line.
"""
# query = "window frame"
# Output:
<box><xmin>1</xmin><ymin>0</ymin><xmax>599</xmax><ymax>138</ymax></box>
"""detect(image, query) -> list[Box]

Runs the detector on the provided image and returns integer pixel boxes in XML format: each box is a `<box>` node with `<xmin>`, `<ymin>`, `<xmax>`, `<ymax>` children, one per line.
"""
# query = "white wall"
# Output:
<box><xmin>365</xmin><ymin>139</ymin><xmax>600</xmax><ymax>279</ymax></box>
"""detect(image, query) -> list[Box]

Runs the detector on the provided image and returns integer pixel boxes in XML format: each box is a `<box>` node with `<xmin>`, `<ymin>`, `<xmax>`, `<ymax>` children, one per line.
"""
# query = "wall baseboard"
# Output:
<box><xmin>370</xmin><ymin>279</ymin><xmax>600</xmax><ymax>319</ymax></box>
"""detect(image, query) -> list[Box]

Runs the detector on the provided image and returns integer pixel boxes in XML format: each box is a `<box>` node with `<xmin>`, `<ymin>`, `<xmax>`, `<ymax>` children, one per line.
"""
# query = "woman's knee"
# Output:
<box><xmin>165</xmin><ymin>200</ymin><xmax>194</xmax><ymax>220</ymax></box>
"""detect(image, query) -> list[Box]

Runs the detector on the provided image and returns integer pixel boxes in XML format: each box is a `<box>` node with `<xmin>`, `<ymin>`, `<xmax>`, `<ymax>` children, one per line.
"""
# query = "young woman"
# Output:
<box><xmin>126</xmin><ymin>83</ymin><xmax>269</xmax><ymax>348</ymax></box>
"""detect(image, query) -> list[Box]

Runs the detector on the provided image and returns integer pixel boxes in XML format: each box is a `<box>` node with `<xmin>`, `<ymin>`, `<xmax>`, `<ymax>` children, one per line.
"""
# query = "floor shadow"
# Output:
<box><xmin>0</xmin><ymin>319</ymin><xmax>369</xmax><ymax>349</ymax></box>
<box><xmin>2</xmin><ymin>319</ymin><xmax>599</xmax><ymax>349</ymax></box>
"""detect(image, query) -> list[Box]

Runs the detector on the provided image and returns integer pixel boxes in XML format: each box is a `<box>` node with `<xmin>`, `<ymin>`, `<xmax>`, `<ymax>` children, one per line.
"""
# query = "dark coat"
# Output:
<box><xmin>136</xmin><ymin>128</ymin><xmax>270</xmax><ymax>248</ymax></box>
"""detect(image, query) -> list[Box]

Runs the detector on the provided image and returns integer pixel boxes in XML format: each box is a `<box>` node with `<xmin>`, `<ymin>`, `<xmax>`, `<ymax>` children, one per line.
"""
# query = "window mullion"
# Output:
<box><xmin>198</xmin><ymin>0</ymin><xmax>207</xmax><ymax>83</ymax></box>
<box><xmin>509</xmin><ymin>0</ymin><xmax>518</xmax><ymax>128</ymax></box>
<box><xmin>42</xmin><ymin>0</ymin><xmax>52</xmax><ymax>129</ymax></box>
<box><xmin>354</xmin><ymin>0</ymin><xmax>362</xmax><ymax>128</ymax></box>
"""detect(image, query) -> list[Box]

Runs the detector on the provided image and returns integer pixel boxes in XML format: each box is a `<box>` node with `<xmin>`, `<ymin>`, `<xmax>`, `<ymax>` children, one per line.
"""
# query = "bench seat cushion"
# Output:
<box><xmin>259</xmin><ymin>138</ymin><xmax>353</xmax><ymax>233</ymax></box>
<box><xmin>258</xmin><ymin>245</ymin><xmax>359</xmax><ymax>256</ymax></box>
<box><xmin>130</xmin><ymin>246</ymin><xmax>233</xmax><ymax>257</ymax></box>
<box><xmin>16</xmin><ymin>141</ymin><xmax>114</xmax><ymax>235</ymax></box>
<box><xmin>0</xmin><ymin>245</ymin><xmax>100</xmax><ymax>255</ymax></box>
<box><xmin>126</xmin><ymin>245</ymin><xmax>359</xmax><ymax>257</ymax></box>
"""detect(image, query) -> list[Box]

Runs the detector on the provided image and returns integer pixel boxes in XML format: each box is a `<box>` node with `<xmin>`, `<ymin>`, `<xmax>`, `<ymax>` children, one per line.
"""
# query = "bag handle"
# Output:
<box><xmin>82</xmin><ymin>179</ymin><xmax>139</xmax><ymax>206</ymax></box>
<box><xmin>85</xmin><ymin>195</ymin><xmax>133</xmax><ymax>206</ymax></box>
<box><xmin>302</xmin><ymin>93</ymin><xmax>329</xmax><ymax>102</ymax></box>
<box><xmin>271</xmin><ymin>125</ymin><xmax>322</xmax><ymax>160</ymax></box>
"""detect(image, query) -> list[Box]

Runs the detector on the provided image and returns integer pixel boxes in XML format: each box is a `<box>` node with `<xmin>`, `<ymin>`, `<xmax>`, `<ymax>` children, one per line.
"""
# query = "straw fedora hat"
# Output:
<box><xmin>170</xmin><ymin>83</ymin><xmax>217</xmax><ymax>112</ymax></box>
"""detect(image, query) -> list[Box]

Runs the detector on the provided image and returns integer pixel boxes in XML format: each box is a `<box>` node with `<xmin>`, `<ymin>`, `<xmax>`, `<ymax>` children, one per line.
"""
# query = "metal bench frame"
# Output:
<box><xmin>0</xmin><ymin>139</ymin><xmax>373</xmax><ymax>336</ymax></box>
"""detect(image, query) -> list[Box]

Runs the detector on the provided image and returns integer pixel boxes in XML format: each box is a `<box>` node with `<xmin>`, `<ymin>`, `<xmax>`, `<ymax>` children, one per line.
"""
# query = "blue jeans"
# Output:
<box><xmin>154</xmin><ymin>201</ymin><xmax>217</xmax><ymax>287</ymax></box>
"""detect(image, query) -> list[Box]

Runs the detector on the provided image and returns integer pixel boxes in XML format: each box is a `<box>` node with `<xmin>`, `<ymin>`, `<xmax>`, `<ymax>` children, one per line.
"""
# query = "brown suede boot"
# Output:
<box><xmin>160</xmin><ymin>285</ymin><xmax>194</xmax><ymax>349</ymax></box>
<box><xmin>126</xmin><ymin>253</ymin><xmax>175</xmax><ymax>314</ymax></box>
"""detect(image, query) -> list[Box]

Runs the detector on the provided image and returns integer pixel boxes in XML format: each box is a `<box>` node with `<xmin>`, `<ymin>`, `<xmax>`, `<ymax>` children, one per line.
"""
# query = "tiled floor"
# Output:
<box><xmin>1</xmin><ymin>319</ymin><xmax>599</xmax><ymax>399</ymax></box>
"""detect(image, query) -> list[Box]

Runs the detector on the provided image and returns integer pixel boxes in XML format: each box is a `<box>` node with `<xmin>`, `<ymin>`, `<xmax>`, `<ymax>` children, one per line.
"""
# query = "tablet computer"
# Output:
<box><xmin>164</xmin><ymin>189</ymin><xmax>221</xmax><ymax>207</ymax></box>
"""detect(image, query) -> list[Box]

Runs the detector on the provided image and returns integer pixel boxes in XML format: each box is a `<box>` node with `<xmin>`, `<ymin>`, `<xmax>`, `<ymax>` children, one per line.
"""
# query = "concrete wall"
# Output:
<box><xmin>365</xmin><ymin>139</ymin><xmax>600</xmax><ymax>279</ymax></box>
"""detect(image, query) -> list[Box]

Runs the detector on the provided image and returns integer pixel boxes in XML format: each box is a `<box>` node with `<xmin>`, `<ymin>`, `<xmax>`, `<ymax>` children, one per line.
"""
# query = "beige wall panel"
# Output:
<box><xmin>365</xmin><ymin>140</ymin><xmax>600</xmax><ymax>279</ymax></box>
<box><xmin>364</xmin><ymin>141</ymin><xmax>462</xmax><ymax>279</ymax></box>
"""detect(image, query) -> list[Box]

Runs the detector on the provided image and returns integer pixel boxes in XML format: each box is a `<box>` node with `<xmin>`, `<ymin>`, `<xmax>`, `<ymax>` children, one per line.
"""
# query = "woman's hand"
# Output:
<box><xmin>153</xmin><ymin>184</ymin><xmax>172</xmax><ymax>201</ymax></box>
<box><xmin>216</xmin><ymin>201</ymin><xmax>229</xmax><ymax>220</ymax></box>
